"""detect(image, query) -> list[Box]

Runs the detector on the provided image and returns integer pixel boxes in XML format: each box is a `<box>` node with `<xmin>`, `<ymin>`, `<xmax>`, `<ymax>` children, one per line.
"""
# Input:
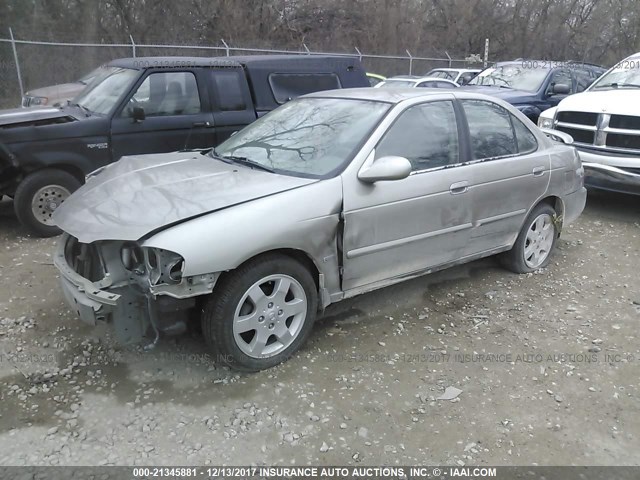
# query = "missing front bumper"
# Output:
<box><xmin>55</xmin><ymin>238</ymin><xmax>150</xmax><ymax>342</ymax></box>
<box><xmin>54</xmin><ymin>235</ymin><xmax>215</xmax><ymax>344</ymax></box>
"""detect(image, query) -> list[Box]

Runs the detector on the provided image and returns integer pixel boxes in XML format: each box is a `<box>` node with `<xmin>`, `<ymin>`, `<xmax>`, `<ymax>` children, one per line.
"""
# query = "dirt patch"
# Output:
<box><xmin>0</xmin><ymin>192</ymin><xmax>639</xmax><ymax>465</ymax></box>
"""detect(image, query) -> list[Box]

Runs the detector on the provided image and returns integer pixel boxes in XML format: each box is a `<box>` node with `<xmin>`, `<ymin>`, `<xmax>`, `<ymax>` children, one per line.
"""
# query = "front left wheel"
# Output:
<box><xmin>201</xmin><ymin>254</ymin><xmax>318</xmax><ymax>371</ymax></box>
<box><xmin>13</xmin><ymin>169</ymin><xmax>81</xmax><ymax>237</ymax></box>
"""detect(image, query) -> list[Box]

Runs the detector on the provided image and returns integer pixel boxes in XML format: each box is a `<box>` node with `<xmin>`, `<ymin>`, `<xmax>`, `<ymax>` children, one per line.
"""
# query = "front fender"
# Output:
<box><xmin>516</xmin><ymin>104</ymin><xmax>542</xmax><ymax>121</ymax></box>
<box><xmin>0</xmin><ymin>143</ymin><xmax>20</xmax><ymax>193</ymax></box>
<box><xmin>143</xmin><ymin>177</ymin><xmax>344</xmax><ymax>298</ymax></box>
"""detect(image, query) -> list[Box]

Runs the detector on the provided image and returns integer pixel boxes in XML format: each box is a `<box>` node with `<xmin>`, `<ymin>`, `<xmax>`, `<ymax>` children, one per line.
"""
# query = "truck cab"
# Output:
<box><xmin>0</xmin><ymin>55</ymin><xmax>369</xmax><ymax>236</ymax></box>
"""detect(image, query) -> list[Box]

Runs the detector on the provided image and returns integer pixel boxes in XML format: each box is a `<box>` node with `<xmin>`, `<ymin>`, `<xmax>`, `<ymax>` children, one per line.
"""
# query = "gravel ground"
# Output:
<box><xmin>0</xmin><ymin>191</ymin><xmax>638</xmax><ymax>466</ymax></box>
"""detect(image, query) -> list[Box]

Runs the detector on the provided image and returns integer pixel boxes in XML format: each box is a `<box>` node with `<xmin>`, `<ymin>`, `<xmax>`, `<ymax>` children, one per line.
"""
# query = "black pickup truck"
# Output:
<box><xmin>0</xmin><ymin>55</ymin><xmax>369</xmax><ymax>236</ymax></box>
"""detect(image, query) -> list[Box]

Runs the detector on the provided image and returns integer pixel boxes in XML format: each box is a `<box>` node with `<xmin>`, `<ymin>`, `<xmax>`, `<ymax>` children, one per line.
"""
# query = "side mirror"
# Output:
<box><xmin>551</xmin><ymin>83</ymin><xmax>570</xmax><ymax>95</ymax></box>
<box><xmin>132</xmin><ymin>106</ymin><xmax>146</xmax><ymax>122</ymax></box>
<box><xmin>358</xmin><ymin>156</ymin><xmax>412</xmax><ymax>183</ymax></box>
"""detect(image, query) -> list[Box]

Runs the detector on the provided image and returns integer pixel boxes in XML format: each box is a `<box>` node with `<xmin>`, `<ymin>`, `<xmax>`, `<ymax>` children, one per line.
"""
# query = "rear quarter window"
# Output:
<box><xmin>211</xmin><ymin>70</ymin><xmax>247</xmax><ymax>111</ymax></box>
<box><xmin>269</xmin><ymin>73</ymin><xmax>342</xmax><ymax>104</ymax></box>
<box><xmin>511</xmin><ymin>115</ymin><xmax>538</xmax><ymax>153</ymax></box>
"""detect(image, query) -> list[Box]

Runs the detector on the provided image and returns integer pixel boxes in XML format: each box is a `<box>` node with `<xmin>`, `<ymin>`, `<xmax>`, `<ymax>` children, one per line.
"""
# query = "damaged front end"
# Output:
<box><xmin>54</xmin><ymin>234</ymin><xmax>218</xmax><ymax>345</ymax></box>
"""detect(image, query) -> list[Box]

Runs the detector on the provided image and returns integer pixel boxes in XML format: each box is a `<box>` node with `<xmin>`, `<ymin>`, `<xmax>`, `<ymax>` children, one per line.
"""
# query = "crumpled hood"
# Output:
<box><xmin>53</xmin><ymin>151</ymin><xmax>316</xmax><ymax>243</ymax></box>
<box><xmin>459</xmin><ymin>85</ymin><xmax>539</xmax><ymax>104</ymax></box>
<box><xmin>0</xmin><ymin>106</ymin><xmax>77</xmax><ymax>127</ymax></box>
<box><xmin>556</xmin><ymin>89</ymin><xmax>640</xmax><ymax>116</ymax></box>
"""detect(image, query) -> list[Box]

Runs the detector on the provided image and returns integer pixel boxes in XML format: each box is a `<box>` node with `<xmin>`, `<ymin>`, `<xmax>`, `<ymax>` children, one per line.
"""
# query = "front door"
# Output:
<box><xmin>110</xmin><ymin>70</ymin><xmax>215</xmax><ymax>161</ymax></box>
<box><xmin>341</xmin><ymin>99</ymin><xmax>473</xmax><ymax>291</ymax></box>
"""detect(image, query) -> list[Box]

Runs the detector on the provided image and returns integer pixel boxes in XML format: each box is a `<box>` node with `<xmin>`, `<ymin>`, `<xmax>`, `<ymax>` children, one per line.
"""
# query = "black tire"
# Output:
<box><xmin>13</xmin><ymin>169</ymin><xmax>81</xmax><ymax>237</ymax></box>
<box><xmin>501</xmin><ymin>203</ymin><xmax>558</xmax><ymax>274</ymax></box>
<box><xmin>201</xmin><ymin>253</ymin><xmax>318</xmax><ymax>372</ymax></box>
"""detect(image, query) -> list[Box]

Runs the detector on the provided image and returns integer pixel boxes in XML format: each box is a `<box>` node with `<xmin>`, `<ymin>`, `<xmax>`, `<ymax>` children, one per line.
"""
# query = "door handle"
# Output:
<box><xmin>532</xmin><ymin>166</ymin><xmax>546</xmax><ymax>177</ymax></box>
<box><xmin>192</xmin><ymin>121</ymin><xmax>213</xmax><ymax>128</ymax></box>
<box><xmin>449</xmin><ymin>181</ymin><xmax>469</xmax><ymax>195</ymax></box>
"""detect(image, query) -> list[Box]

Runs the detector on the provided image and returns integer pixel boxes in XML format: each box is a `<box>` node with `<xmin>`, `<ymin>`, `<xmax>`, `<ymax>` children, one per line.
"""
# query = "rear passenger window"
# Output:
<box><xmin>462</xmin><ymin>100</ymin><xmax>517</xmax><ymax>159</ymax></box>
<box><xmin>269</xmin><ymin>73</ymin><xmax>341</xmax><ymax>104</ymax></box>
<box><xmin>375</xmin><ymin>101</ymin><xmax>459</xmax><ymax>171</ymax></box>
<box><xmin>211</xmin><ymin>70</ymin><xmax>246</xmax><ymax>111</ymax></box>
<box><xmin>511</xmin><ymin>115</ymin><xmax>538</xmax><ymax>153</ymax></box>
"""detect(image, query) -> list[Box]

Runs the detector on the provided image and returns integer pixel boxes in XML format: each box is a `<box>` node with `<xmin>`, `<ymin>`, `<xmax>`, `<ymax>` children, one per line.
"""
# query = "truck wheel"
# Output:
<box><xmin>501</xmin><ymin>203</ymin><xmax>558</xmax><ymax>273</ymax></box>
<box><xmin>14</xmin><ymin>169</ymin><xmax>81</xmax><ymax>237</ymax></box>
<box><xmin>201</xmin><ymin>254</ymin><xmax>318</xmax><ymax>372</ymax></box>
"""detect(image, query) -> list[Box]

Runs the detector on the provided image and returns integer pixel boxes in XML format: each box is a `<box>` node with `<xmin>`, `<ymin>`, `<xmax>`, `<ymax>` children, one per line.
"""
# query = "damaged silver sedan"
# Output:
<box><xmin>53</xmin><ymin>89</ymin><xmax>586</xmax><ymax>371</ymax></box>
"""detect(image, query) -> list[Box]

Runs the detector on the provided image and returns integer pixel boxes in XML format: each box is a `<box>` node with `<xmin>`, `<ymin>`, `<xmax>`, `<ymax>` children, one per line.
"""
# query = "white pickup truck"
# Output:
<box><xmin>538</xmin><ymin>53</ymin><xmax>640</xmax><ymax>195</ymax></box>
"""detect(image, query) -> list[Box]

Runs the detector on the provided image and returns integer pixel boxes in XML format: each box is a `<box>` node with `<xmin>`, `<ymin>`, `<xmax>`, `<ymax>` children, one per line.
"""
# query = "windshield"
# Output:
<box><xmin>468</xmin><ymin>65</ymin><xmax>549</xmax><ymax>91</ymax></box>
<box><xmin>427</xmin><ymin>70</ymin><xmax>456</xmax><ymax>80</ymax></box>
<box><xmin>214</xmin><ymin>97</ymin><xmax>390</xmax><ymax>178</ymax></box>
<box><xmin>72</xmin><ymin>67</ymin><xmax>139</xmax><ymax>115</ymax></box>
<box><xmin>379</xmin><ymin>80</ymin><xmax>416</xmax><ymax>88</ymax></box>
<box><xmin>77</xmin><ymin>67</ymin><xmax>100</xmax><ymax>84</ymax></box>
<box><xmin>590</xmin><ymin>56</ymin><xmax>640</xmax><ymax>89</ymax></box>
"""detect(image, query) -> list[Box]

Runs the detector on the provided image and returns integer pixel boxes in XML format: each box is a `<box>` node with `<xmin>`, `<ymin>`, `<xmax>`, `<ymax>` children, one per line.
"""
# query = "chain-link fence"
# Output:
<box><xmin>0</xmin><ymin>30</ymin><xmax>487</xmax><ymax>108</ymax></box>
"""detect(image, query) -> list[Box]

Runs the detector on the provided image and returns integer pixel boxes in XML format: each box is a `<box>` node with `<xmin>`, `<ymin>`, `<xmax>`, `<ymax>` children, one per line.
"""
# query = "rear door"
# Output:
<box><xmin>341</xmin><ymin>99</ymin><xmax>474</xmax><ymax>291</ymax></box>
<box><xmin>208</xmin><ymin>69</ymin><xmax>257</xmax><ymax>144</ymax></box>
<box><xmin>110</xmin><ymin>69</ymin><xmax>215</xmax><ymax>160</ymax></box>
<box><xmin>459</xmin><ymin>99</ymin><xmax>549</xmax><ymax>254</ymax></box>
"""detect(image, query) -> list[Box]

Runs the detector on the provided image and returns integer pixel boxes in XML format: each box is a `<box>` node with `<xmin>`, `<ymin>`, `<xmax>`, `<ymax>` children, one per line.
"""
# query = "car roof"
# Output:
<box><xmin>307</xmin><ymin>87</ymin><xmax>476</xmax><ymax>103</ymax></box>
<box><xmin>416</xmin><ymin>77</ymin><xmax>458</xmax><ymax>82</ymax></box>
<box><xmin>385</xmin><ymin>76</ymin><xmax>455</xmax><ymax>83</ymax></box>
<box><xmin>492</xmin><ymin>60</ymin><xmax>603</xmax><ymax>71</ymax></box>
<box><xmin>386</xmin><ymin>75</ymin><xmax>420</xmax><ymax>80</ymax></box>
<box><xmin>429</xmin><ymin>67</ymin><xmax>481</xmax><ymax>72</ymax></box>
<box><xmin>107</xmin><ymin>55</ymin><xmax>359</xmax><ymax>69</ymax></box>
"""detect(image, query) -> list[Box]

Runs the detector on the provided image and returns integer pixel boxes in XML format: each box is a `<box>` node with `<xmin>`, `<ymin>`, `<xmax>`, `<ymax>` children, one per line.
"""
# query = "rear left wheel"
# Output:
<box><xmin>501</xmin><ymin>203</ymin><xmax>558</xmax><ymax>273</ymax></box>
<box><xmin>201</xmin><ymin>254</ymin><xmax>318</xmax><ymax>371</ymax></box>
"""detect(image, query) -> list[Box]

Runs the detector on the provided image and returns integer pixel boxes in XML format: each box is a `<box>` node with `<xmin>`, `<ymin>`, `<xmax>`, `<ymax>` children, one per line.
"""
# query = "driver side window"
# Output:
<box><xmin>375</xmin><ymin>101</ymin><xmax>459</xmax><ymax>171</ymax></box>
<box><xmin>546</xmin><ymin>69</ymin><xmax>572</xmax><ymax>95</ymax></box>
<box><xmin>121</xmin><ymin>71</ymin><xmax>201</xmax><ymax>118</ymax></box>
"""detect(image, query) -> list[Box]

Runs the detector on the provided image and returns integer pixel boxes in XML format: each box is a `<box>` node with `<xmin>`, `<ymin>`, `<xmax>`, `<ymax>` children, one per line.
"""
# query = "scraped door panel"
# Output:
<box><xmin>342</xmin><ymin>168</ymin><xmax>472</xmax><ymax>291</ymax></box>
<box><xmin>458</xmin><ymin>100</ymin><xmax>551</xmax><ymax>255</ymax></box>
<box><xmin>341</xmin><ymin>100</ymin><xmax>471</xmax><ymax>292</ymax></box>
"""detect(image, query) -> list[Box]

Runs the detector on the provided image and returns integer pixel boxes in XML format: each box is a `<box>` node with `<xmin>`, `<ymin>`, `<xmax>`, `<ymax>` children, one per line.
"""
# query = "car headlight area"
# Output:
<box><xmin>55</xmin><ymin>235</ymin><xmax>218</xmax><ymax>344</ymax></box>
<box><xmin>538</xmin><ymin>116</ymin><xmax>554</xmax><ymax>129</ymax></box>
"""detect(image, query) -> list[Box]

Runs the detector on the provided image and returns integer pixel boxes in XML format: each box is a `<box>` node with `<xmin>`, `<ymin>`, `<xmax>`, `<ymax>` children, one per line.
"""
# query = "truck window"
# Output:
<box><xmin>268</xmin><ymin>73</ymin><xmax>342</xmax><ymax>104</ymax></box>
<box><xmin>121</xmin><ymin>71</ymin><xmax>201</xmax><ymax>117</ymax></box>
<box><xmin>210</xmin><ymin>70</ymin><xmax>247</xmax><ymax>111</ymax></box>
<box><xmin>574</xmin><ymin>70</ymin><xmax>594</xmax><ymax>92</ymax></box>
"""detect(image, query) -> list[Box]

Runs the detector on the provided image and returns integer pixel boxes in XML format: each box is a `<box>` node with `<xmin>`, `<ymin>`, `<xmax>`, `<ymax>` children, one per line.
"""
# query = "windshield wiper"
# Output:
<box><xmin>593</xmin><ymin>82</ymin><xmax>619</xmax><ymax>89</ymax></box>
<box><xmin>69</xmin><ymin>101</ymin><xmax>92</xmax><ymax>117</ymax></box>
<box><xmin>591</xmin><ymin>82</ymin><xmax>640</xmax><ymax>89</ymax></box>
<box><xmin>210</xmin><ymin>150</ymin><xmax>275</xmax><ymax>173</ymax></box>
